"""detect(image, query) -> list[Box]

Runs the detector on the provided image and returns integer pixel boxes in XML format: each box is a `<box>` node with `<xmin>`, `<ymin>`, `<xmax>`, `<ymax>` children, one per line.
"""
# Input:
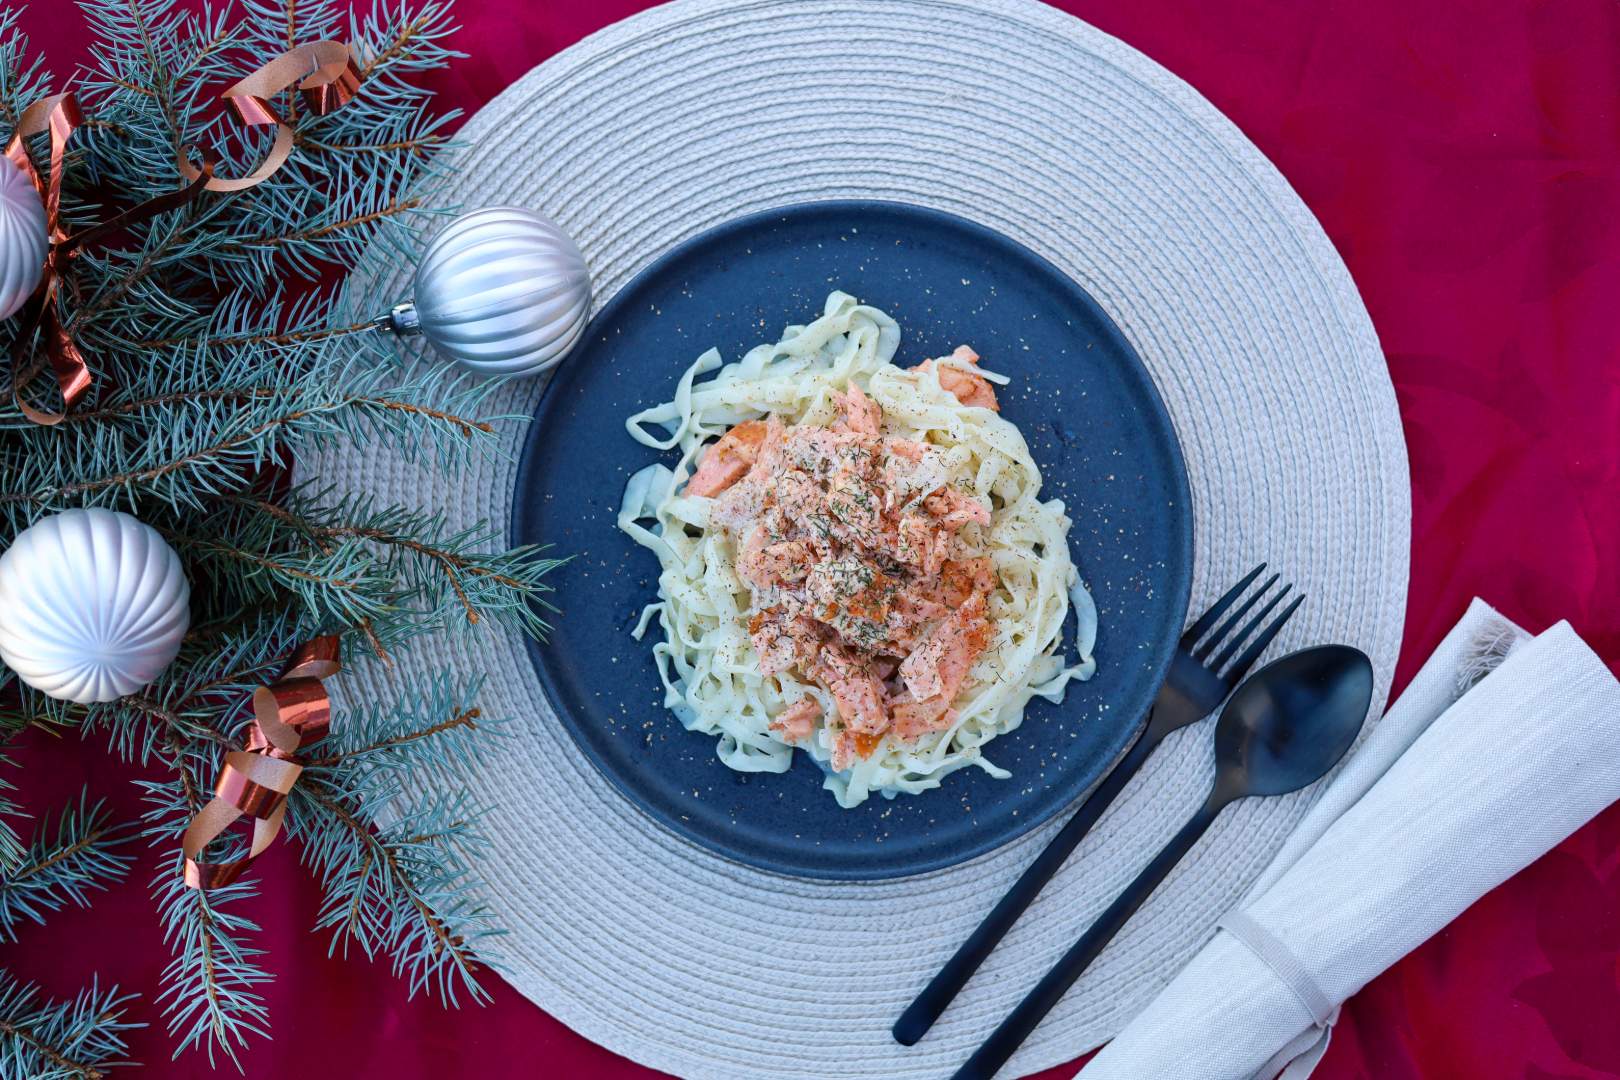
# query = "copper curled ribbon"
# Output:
<box><xmin>176</xmin><ymin>41</ymin><xmax>361</xmax><ymax>192</ymax></box>
<box><xmin>5</xmin><ymin>96</ymin><xmax>212</xmax><ymax>423</ymax></box>
<box><xmin>7</xmin><ymin>41</ymin><xmax>361</xmax><ymax>423</ymax></box>
<box><xmin>181</xmin><ymin>636</ymin><xmax>341</xmax><ymax>890</ymax></box>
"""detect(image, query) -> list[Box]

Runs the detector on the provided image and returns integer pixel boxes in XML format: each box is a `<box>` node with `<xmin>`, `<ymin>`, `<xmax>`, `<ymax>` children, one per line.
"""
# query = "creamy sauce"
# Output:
<box><xmin>688</xmin><ymin>351</ymin><xmax>1004</xmax><ymax>770</ymax></box>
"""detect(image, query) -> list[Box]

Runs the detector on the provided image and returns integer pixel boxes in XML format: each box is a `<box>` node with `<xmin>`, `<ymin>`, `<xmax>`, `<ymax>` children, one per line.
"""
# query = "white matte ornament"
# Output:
<box><xmin>391</xmin><ymin>206</ymin><xmax>592</xmax><ymax>377</ymax></box>
<box><xmin>0</xmin><ymin>508</ymin><xmax>190</xmax><ymax>703</ymax></box>
<box><xmin>0</xmin><ymin>154</ymin><xmax>47</xmax><ymax>322</ymax></box>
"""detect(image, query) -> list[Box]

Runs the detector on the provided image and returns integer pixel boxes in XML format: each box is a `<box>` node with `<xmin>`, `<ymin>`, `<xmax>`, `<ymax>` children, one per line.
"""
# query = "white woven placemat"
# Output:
<box><xmin>302</xmin><ymin>1</ymin><xmax>1410</xmax><ymax>1076</ymax></box>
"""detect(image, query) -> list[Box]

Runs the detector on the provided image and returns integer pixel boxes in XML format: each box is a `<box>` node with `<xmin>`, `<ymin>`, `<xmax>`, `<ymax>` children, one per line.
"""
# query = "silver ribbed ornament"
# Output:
<box><xmin>0</xmin><ymin>508</ymin><xmax>190</xmax><ymax>703</ymax></box>
<box><xmin>0</xmin><ymin>154</ymin><xmax>47</xmax><ymax>322</ymax></box>
<box><xmin>381</xmin><ymin>206</ymin><xmax>591</xmax><ymax>377</ymax></box>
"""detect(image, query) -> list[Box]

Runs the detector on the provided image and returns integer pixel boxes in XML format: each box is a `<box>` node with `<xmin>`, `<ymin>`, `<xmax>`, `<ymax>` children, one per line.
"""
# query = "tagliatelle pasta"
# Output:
<box><xmin>618</xmin><ymin>292</ymin><xmax>1097</xmax><ymax>807</ymax></box>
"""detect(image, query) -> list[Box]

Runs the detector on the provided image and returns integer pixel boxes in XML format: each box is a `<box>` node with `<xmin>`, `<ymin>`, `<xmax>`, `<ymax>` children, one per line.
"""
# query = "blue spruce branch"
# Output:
<box><xmin>0</xmin><ymin>760</ymin><xmax>20</xmax><ymax>870</ymax></box>
<box><xmin>0</xmin><ymin>973</ymin><xmax>142</xmax><ymax>1080</ymax></box>
<box><xmin>0</xmin><ymin>791</ymin><xmax>136</xmax><ymax>941</ymax></box>
<box><xmin>291</xmin><ymin>669</ymin><xmax>499</xmax><ymax>1003</ymax></box>
<box><xmin>149</xmin><ymin>861</ymin><xmax>271</xmax><ymax>1068</ymax></box>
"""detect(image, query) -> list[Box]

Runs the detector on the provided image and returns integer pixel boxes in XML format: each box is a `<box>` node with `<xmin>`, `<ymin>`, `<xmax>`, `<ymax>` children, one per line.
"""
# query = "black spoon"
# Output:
<box><xmin>952</xmin><ymin>644</ymin><xmax>1374</xmax><ymax>1080</ymax></box>
<box><xmin>894</xmin><ymin>565</ymin><xmax>1297</xmax><ymax>1047</ymax></box>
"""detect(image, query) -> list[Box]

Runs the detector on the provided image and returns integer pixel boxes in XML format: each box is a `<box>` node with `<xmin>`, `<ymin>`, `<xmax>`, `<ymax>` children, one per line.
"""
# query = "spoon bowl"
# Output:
<box><xmin>1213</xmin><ymin>644</ymin><xmax>1375</xmax><ymax>803</ymax></box>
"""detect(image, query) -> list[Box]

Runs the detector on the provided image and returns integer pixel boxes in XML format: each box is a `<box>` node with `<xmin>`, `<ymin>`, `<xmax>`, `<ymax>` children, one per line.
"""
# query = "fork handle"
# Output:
<box><xmin>891</xmin><ymin>721</ymin><xmax>1163</xmax><ymax>1045</ymax></box>
<box><xmin>952</xmin><ymin>797</ymin><xmax>1224</xmax><ymax>1080</ymax></box>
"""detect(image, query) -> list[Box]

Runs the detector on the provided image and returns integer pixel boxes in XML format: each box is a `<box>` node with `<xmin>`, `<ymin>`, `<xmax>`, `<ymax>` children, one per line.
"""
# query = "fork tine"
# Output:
<box><xmin>1180</xmin><ymin>562</ymin><xmax>1267</xmax><ymax>650</ymax></box>
<box><xmin>1210</xmin><ymin>583</ymin><xmax>1291</xmax><ymax>669</ymax></box>
<box><xmin>1219</xmin><ymin>592</ymin><xmax>1305</xmax><ymax>685</ymax></box>
<box><xmin>1193</xmin><ymin>573</ymin><xmax>1280</xmax><ymax>661</ymax></box>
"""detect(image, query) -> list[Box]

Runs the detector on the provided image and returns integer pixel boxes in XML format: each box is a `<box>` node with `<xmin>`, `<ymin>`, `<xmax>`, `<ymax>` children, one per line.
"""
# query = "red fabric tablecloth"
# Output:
<box><xmin>10</xmin><ymin>1</ymin><xmax>1620</xmax><ymax>1077</ymax></box>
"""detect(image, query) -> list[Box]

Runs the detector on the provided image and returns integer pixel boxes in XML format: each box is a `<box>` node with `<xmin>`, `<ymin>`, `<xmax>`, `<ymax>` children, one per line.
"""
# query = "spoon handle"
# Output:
<box><xmin>892</xmin><ymin>724</ymin><xmax>1163</xmax><ymax>1045</ymax></box>
<box><xmin>951</xmin><ymin>798</ymin><xmax>1224</xmax><ymax>1080</ymax></box>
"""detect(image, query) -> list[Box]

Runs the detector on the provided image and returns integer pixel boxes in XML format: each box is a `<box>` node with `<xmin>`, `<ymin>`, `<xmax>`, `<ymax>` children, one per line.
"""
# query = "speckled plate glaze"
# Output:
<box><xmin>511</xmin><ymin>201</ymin><xmax>1192</xmax><ymax>880</ymax></box>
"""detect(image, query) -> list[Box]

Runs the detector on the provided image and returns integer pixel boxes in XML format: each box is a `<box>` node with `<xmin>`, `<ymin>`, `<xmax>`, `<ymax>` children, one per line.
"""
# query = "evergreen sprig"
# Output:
<box><xmin>0</xmin><ymin>973</ymin><xmax>141</xmax><ymax>1080</ymax></box>
<box><xmin>0</xmin><ymin>0</ymin><xmax>553</xmax><ymax>1070</ymax></box>
<box><xmin>150</xmin><ymin>866</ymin><xmax>270</xmax><ymax>1068</ymax></box>
<box><xmin>0</xmin><ymin>792</ymin><xmax>136</xmax><ymax>942</ymax></box>
<box><xmin>294</xmin><ymin>668</ymin><xmax>499</xmax><ymax>1003</ymax></box>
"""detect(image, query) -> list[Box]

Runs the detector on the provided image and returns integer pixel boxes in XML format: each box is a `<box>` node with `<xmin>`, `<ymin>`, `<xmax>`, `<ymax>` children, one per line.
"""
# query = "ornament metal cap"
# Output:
<box><xmin>377</xmin><ymin>300</ymin><xmax>420</xmax><ymax>334</ymax></box>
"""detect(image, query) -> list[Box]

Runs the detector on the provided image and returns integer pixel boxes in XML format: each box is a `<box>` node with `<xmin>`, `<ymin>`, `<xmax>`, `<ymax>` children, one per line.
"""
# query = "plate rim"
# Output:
<box><xmin>510</xmin><ymin>198</ymin><xmax>1194</xmax><ymax>880</ymax></box>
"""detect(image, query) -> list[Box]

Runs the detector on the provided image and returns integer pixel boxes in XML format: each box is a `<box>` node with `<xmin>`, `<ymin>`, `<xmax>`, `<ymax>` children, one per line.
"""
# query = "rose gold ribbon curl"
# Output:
<box><xmin>182</xmin><ymin>636</ymin><xmax>342</xmax><ymax>890</ymax></box>
<box><xmin>8</xmin><ymin>94</ymin><xmax>93</xmax><ymax>424</ymax></box>
<box><xmin>177</xmin><ymin>41</ymin><xmax>361</xmax><ymax>193</ymax></box>
<box><xmin>6</xmin><ymin>95</ymin><xmax>214</xmax><ymax>423</ymax></box>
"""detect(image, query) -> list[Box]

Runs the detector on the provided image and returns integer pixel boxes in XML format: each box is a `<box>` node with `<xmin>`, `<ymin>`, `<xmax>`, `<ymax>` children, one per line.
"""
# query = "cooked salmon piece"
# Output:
<box><xmin>924</xmin><ymin>486</ymin><xmax>991</xmax><ymax>530</ymax></box>
<box><xmin>784</xmin><ymin>425</ymin><xmax>877</xmax><ymax>480</ymax></box>
<box><xmin>687</xmin><ymin>419</ymin><xmax>769</xmax><ymax>497</ymax></box>
<box><xmin>915</xmin><ymin>346</ymin><xmax>1000</xmax><ymax>411</ymax></box>
<box><xmin>826</xmin><ymin>467</ymin><xmax>883</xmax><ymax>537</ymax></box>
<box><xmin>879</xmin><ymin>559</ymin><xmax>991</xmax><ymax>655</ymax></box>
<box><xmin>832</xmin><ymin>383</ymin><xmax>883</xmax><ymax>436</ymax></box>
<box><xmin>748</xmin><ymin>605</ymin><xmax>820</xmax><ymax>677</ymax></box>
<box><xmin>770</xmin><ymin>696</ymin><xmax>821</xmax><ymax>744</ymax></box>
<box><xmin>738</xmin><ymin>526</ymin><xmax>812</xmax><ymax>589</ymax></box>
<box><xmin>807</xmin><ymin>557</ymin><xmax>873</xmax><ymax>614</ymax></box>
<box><xmin>890</xmin><ymin>700</ymin><xmax>960</xmax><ymax>741</ymax></box>
<box><xmin>893</xmin><ymin>593</ymin><xmax>992</xmax><ymax>732</ymax></box>
<box><xmin>815</xmin><ymin>641</ymin><xmax>890</xmax><ymax>734</ymax></box>
<box><xmin>891</xmin><ymin>590</ymin><xmax>949</xmax><ymax>631</ymax></box>
<box><xmin>893</xmin><ymin>512</ymin><xmax>950</xmax><ymax>575</ymax></box>
<box><xmin>936</xmin><ymin>557</ymin><xmax>995</xmax><ymax>608</ymax></box>
<box><xmin>884</xmin><ymin>437</ymin><xmax>927</xmax><ymax>462</ymax></box>
<box><xmin>880</xmin><ymin>437</ymin><xmax>952</xmax><ymax>515</ymax></box>
<box><xmin>747</xmin><ymin>415</ymin><xmax>786</xmax><ymax>478</ymax></box>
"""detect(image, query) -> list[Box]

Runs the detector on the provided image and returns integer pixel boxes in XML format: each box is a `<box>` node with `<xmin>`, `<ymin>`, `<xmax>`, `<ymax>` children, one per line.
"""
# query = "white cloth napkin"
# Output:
<box><xmin>1079</xmin><ymin>598</ymin><xmax>1620</xmax><ymax>1080</ymax></box>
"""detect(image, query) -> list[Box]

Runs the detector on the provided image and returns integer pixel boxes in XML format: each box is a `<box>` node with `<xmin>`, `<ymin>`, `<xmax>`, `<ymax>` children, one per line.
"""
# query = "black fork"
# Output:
<box><xmin>892</xmin><ymin>564</ymin><xmax>1303</xmax><ymax>1046</ymax></box>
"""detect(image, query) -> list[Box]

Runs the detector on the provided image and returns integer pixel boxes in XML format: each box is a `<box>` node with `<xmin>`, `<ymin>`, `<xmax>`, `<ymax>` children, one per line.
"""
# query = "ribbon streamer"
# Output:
<box><xmin>177</xmin><ymin>41</ymin><xmax>361</xmax><ymax>192</ymax></box>
<box><xmin>7</xmin><ymin>40</ymin><xmax>361</xmax><ymax>423</ymax></box>
<box><xmin>181</xmin><ymin>636</ymin><xmax>341</xmax><ymax>890</ymax></box>
<box><xmin>5</xmin><ymin>96</ymin><xmax>213</xmax><ymax>424</ymax></box>
<box><xmin>4</xmin><ymin>94</ymin><xmax>87</xmax><ymax>423</ymax></box>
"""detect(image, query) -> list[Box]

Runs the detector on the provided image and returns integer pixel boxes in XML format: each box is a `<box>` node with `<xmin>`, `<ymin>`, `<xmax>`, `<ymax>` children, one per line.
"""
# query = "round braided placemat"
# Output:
<box><xmin>302</xmin><ymin>1</ymin><xmax>1409</xmax><ymax>1076</ymax></box>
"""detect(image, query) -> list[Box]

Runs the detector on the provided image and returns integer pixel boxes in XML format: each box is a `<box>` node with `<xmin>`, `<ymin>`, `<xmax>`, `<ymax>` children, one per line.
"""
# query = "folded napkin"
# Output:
<box><xmin>1080</xmin><ymin>598</ymin><xmax>1620</xmax><ymax>1080</ymax></box>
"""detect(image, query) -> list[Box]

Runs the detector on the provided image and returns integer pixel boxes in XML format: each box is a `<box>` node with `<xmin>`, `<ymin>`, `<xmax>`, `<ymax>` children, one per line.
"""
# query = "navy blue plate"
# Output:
<box><xmin>511</xmin><ymin>201</ymin><xmax>1192</xmax><ymax>880</ymax></box>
